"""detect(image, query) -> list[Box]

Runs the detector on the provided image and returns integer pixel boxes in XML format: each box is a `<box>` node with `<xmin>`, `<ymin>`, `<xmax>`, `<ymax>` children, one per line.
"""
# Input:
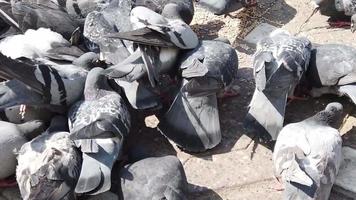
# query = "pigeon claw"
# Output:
<box><xmin>328</xmin><ymin>20</ymin><xmax>351</xmax><ymax>29</ymax></box>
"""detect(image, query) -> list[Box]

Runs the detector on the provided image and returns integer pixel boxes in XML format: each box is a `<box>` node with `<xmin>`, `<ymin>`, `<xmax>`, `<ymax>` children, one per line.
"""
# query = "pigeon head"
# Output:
<box><xmin>334</xmin><ymin>0</ymin><xmax>344</xmax><ymax>11</ymax></box>
<box><xmin>161</xmin><ymin>3</ymin><xmax>193</xmax><ymax>24</ymax></box>
<box><xmin>313</xmin><ymin>102</ymin><xmax>343</xmax><ymax>127</ymax></box>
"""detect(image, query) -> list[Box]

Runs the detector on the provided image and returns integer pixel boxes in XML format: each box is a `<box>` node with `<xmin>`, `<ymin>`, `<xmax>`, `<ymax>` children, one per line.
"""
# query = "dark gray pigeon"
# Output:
<box><xmin>312</xmin><ymin>0</ymin><xmax>356</xmax><ymax>31</ymax></box>
<box><xmin>0</xmin><ymin>52</ymin><xmax>87</xmax><ymax>106</ymax></box>
<box><xmin>2</xmin><ymin>0</ymin><xmax>81</xmax><ymax>40</ymax></box>
<box><xmin>68</xmin><ymin>67</ymin><xmax>131</xmax><ymax>195</ymax></box>
<box><xmin>119</xmin><ymin>155</ymin><xmax>188</xmax><ymax>200</ymax></box>
<box><xmin>195</xmin><ymin>0</ymin><xmax>257</xmax><ymax>15</ymax></box>
<box><xmin>273</xmin><ymin>102</ymin><xmax>343</xmax><ymax>200</ymax></box>
<box><xmin>0</xmin><ymin>104</ymin><xmax>65</xmax><ymax>124</ymax></box>
<box><xmin>158</xmin><ymin>40</ymin><xmax>238</xmax><ymax>152</ymax></box>
<box><xmin>133</xmin><ymin>0</ymin><xmax>194</xmax><ymax>24</ymax></box>
<box><xmin>306</xmin><ymin>43</ymin><xmax>356</xmax><ymax>104</ymax></box>
<box><xmin>16</xmin><ymin>115</ymin><xmax>82</xmax><ymax>200</ymax></box>
<box><xmin>245</xmin><ymin>29</ymin><xmax>312</xmax><ymax>142</ymax></box>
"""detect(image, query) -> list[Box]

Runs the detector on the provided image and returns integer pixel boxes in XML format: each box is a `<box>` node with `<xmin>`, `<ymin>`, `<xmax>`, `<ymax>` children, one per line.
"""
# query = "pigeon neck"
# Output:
<box><xmin>72</xmin><ymin>52</ymin><xmax>103</xmax><ymax>71</ymax></box>
<box><xmin>84</xmin><ymin>68</ymin><xmax>110</xmax><ymax>100</ymax></box>
<box><xmin>17</xmin><ymin>120</ymin><xmax>46</xmax><ymax>140</ymax></box>
<box><xmin>309</xmin><ymin>110</ymin><xmax>338</xmax><ymax>127</ymax></box>
<box><xmin>47</xmin><ymin>115</ymin><xmax>68</xmax><ymax>133</ymax></box>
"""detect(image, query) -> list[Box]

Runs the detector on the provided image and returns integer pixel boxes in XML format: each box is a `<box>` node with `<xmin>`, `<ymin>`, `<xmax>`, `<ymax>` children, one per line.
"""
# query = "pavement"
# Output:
<box><xmin>1</xmin><ymin>0</ymin><xmax>356</xmax><ymax>199</ymax></box>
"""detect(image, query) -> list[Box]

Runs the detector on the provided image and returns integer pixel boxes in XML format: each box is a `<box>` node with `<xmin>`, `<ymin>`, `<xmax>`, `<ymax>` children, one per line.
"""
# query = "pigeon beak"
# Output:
<box><xmin>244</xmin><ymin>89</ymin><xmax>288</xmax><ymax>142</ymax></box>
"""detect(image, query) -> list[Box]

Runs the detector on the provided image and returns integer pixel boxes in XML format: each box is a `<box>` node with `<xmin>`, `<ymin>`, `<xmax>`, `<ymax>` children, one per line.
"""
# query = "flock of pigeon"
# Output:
<box><xmin>0</xmin><ymin>0</ymin><xmax>354</xmax><ymax>199</ymax></box>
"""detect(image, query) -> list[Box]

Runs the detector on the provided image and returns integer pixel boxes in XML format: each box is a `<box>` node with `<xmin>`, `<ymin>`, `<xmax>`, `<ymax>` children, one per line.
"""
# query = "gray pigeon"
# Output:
<box><xmin>68</xmin><ymin>67</ymin><xmax>131</xmax><ymax>195</ymax></box>
<box><xmin>0</xmin><ymin>53</ymin><xmax>87</xmax><ymax>106</ymax></box>
<box><xmin>195</xmin><ymin>0</ymin><xmax>257</xmax><ymax>15</ymax></box>
<box><xmin>158</xmin><ymin>40</ymin><xmax>238</xmax><ymax>152</ymax></box>
<box><xmin>105</xmin><ymin>6</ymin><xmax>199</xmax><ymax>87</ymax></box>
<box><xmin>3</xmin><ymin>0</ymin><xmax>81</xmax><ymax>39</ymax></box>
<box><xmin>245</xmin><ymin>29</ymin><xmax>312</xmax><ymax>142</ymax></box>
<box><xmin>133</xmin><ymin>0</ymin><xmax>194</xmax><ymax>24</ymax></box>
<box><xmin>119</xmin><ymin>156</ymin><xmax>188</xmax><ymax>200</ymax></box>
<box><xmin>16</xmin><ymin>115</ymin><xmax>82</xmax><ymax>200</ymax></box>
<box><xmin>101</xmin><ymin>5</ymin><xmax>198</xmax><ymax>110</ymax></box>
<box><xmin>0</xmin><ymin>120</ymin><xmax>45</xmax><ymax>186</ymax></box>
<box><xmin>312</xmin><ymin>0</ymin><xmax>356</xmax><ymax>31</ymax></box>
<box><xmin>306</xmin><ymin>43</ymin><xmax>356</xmax><ymax>105</ymax></box>
<box><xmin>335</xmin><ymin>0</ymin><xmax>356</xmax><ymax>31</ymax></box>
<box><xmin>273</xmin><ymin>102</ymin><xmax>343</xmax><ymax>200</ymax></box>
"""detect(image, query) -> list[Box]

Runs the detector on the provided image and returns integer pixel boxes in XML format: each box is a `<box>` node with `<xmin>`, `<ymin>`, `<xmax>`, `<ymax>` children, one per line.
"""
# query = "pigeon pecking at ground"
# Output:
<box><xmin>244</xmin><ymin>29</ymin><xmax>312</xmax><ymax>142</ymax></box>
<box><xmin>273</xmin><ymin>102</ymin><xmax>344</xmax><ymax>200</ymax></box>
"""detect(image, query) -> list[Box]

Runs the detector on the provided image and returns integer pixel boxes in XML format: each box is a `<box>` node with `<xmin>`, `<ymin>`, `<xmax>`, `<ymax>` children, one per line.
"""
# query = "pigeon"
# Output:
<box><xmin>306</xmin><ymin>43</ymin><xmax>356</xmax><ymax>105</ymax></box>
<box><xmin>0</xmin><ymin>52</ymin><xmax>88</xmax><ymax>106</ymax></box>
<box><xmin>0</xmin><ymin>120</ymin><xmax>45</xmax><ymax>187</ymax></box>
<box><xmin>158</xmin><ymin>40</ymin><xmax>238</xmax><ymax>152</ymax></box>
<box><xmin>195</xmin><ymin>0</ymin><xmax>257</xmax><ymax>15</ymax></box>
<box><xmin>273</xmin><ymin>102</ymin><xmax>343</xmax><ymax>200</ymax></box>
<box><xmin>54</xmin><ymin>0</ymin><xmax>111</xmax><ymax>20</ymax></box>
<box><xmin>0</xmin><ymin>28</ymin><xmax>85</xmax><ymax>61</ymax></box>
<box><xmin>133</xmin><ymin>0</ymin><xmax>194</xmax><ymax>24</ymax></box>
<box><xmin>312</xmin><ymin>0</ymin><xmax>355</xmax><ymax>30</ymax></box>
<box><xmin>119</xmin><ymin>155</ymin><xmax>188</xmax><ymax>200</ymax></box>
<box><xmin>335</xmin><ymin>0</ymin><xmax>356</xmax><ymax>31</ymax></box>
<box><xmin>68</xmin><ymin>67</ymin><xmax>131</xmax><ymax>195</ymax></box>
<box><xmin>104</xmin><ymin>6</ymin><xmax>199</xmax><ymax>87</ymax></box>
<box><xmin>83</xmin><ymin>0</ymin><xmax>132</xmax><ymax>64</ymax></box>
<box><xmin>101</xmin><ymin>5</ymin><xmax>198</xmax><ymax>110</ymax></box>
<box><xmin>245</xmin><ymin>29</ymin><xmax>312</xmax><ymax>142</ymax></box>
<box><xmin>0</xmin><ymin>104</ymin><xmax>65</xmax><ymax>124</ymax></box>
<box><xmin>0</xmin><ymin>0</ymin><xmax>82</xmax><ymax>40</ymax></box>
<box><xmin>16</xmin><ymin>115</ymin><xmax>82</xmax><ymax>200</ymax></box>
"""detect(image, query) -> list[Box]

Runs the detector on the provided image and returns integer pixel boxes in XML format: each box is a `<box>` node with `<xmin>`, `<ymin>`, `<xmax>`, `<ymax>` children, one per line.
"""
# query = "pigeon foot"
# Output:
<box><xmin>0</xmin><ymin>177</ymin><xmax>17</xmax><ymax>188</ymax></box>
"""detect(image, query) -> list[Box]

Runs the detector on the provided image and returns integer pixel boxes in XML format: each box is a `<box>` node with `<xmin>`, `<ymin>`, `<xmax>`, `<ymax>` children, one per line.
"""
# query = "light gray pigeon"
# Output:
<box><xmin>158</xmin><ymin>40</ymin><xmax>238</xmax><ymax>152</ymax></box>
<box><xmin>0</xmin><ymin>28</ymin><xmax>87</xmax><ymax>62</ymax></box>
<box><xmin>0</xmin><ymin>120</ymin><xmax>45</xmax><ymax>187</ymax></box>
<box><xmin>68</xmin><ymin>67</ymin><xmax>131</xmax><ymax>195</ymax></box>
<box><xmin>16</xmin><ymin>115</ymin><xmax>82</xmax><ymax>200</ymax></box>
<box><xmin>195</xmin><ymin>0</ymin><xmax>257</xmax><ymax>15</ymax></box>
<box><xmin>119</xmin><ymin>155</ymin><xmax>188</xmax><ymax>200</ymax></box>
<box><xmin>245</xmin><ymin>29</ymin><xmax>312</xmax><ymax>142</ymax></box>
<box><xmin>273</xmin><ymin>102</ymin><xmax>343</xmax><ymax>200</ymax></box>
<box><xmin>306</xmin><ymin>43</ymin><xmax>356</xmax><ymax>105</ymax></box>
